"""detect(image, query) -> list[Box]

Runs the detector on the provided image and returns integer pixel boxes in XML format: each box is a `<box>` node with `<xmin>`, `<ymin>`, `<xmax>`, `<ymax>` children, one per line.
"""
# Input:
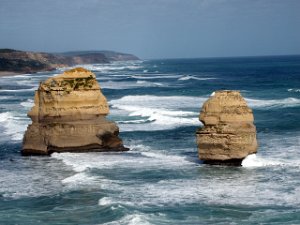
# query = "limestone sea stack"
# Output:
<box><xmin>196</xmin><ymin>90</ymin><xmax>257</xmax><ymax>166</ymax></box>
<box><xmin>22</xmin><ymin>67</ymin><xmax>128</xmax><ymax>155</ymax></box>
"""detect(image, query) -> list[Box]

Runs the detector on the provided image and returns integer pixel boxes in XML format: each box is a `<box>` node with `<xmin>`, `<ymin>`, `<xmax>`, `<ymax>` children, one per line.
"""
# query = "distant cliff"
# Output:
<box><xmin>0</xmin><ymin>49</ymin><xmax>139</xmax><ymax>73</ymax></box>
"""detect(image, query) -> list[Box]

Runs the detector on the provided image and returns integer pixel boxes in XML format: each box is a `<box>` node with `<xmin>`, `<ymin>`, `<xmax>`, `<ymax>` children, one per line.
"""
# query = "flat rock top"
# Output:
<box><xmin>55</xmin><ymin>67</ymin><xmax>96</xmax><ymax>79</ymax></box>
<box><xmin>40</xmin><ymin>67</ymin><xmax>99</xmax><ymax>91</ymax></box>
<box><xmin>210</xmin><ymin>90</ymin><xmax>248</xmax><ymax>106</ymax></box>
<box><xmin>200</xmin><ymin>90</ymin><xmax>254</xmax><ymax>124</ymax></box>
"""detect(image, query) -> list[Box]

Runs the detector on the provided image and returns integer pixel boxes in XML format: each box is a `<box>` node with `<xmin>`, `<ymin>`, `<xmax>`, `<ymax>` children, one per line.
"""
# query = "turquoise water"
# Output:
<box><xmin>0</xmin><ymin>56</ymin><xmax>300</xmax><ymax>224</ymax></box>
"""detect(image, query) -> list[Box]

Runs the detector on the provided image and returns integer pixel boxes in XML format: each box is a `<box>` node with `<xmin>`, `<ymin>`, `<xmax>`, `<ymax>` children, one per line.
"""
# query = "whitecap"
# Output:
<box><xmin>110</xmin><ymin>95</ymin><xmax>205</xmax><ymax>110</ymax></box>
<box><xmin>178</xmin><ymin>75</ymin><xmax>216</xmax><ymax>81</ymax></box>
<box><xmin>100</xmin><ymin>80</ymin><xmax>167</xmax><ymax>90</ymax></box>
<box><xmin>20</xmin><ymin>99</ymin><xmax>34</xmax><ymax>108</ymax></box>
<box><xmin>61</xmin><ymin>172</ymin><xmax>102</xmax><ymax>190</ymax></box>
<box><xmin>109</xmin><ymin>95</ymin><xmax>203</xmax><ymax>131</ymax></box>
<box><xmin>62</xmin><ymin>172</ymin><xmax>95</xmax><ymax>184</ymax></box>
<box><xmin>0</xmin><ymin>74</ymin><xmax>30</xmax><ymax>78</ymax></box>
<box><xmin>242</xmin><ymin>154</ymin><xmax>282</xmax><ymax>167</ymax></box>
<box><xmin>102</xmin><ymin>214</ymin><xmax>152</xmax><ymax>225</ymax></box>
<box><xmin>131</xmin><ymin>74</ymin><xmax>181</xmax><ymax>79</ymax></box>
<box><xmin>0</xmin><ymin>112</ymin><xmax>30</xmax><ymax>141</ymax></box>
<box><xmin>117</xmin><ymin>119</ymin><xmax>152</xmax><ymax>124</ymax></box>
<box><xmin>51</xmin><ymin>144</ymin><xmax>194</xmax><ymax>173</ymax></box>
<box><xmin>0</xmin><ymin>87</ymin><xmax>36</xmax><ymax>93</ymax></box>
<box><xmin>245</xmin><ymin>97</ymin><xmax>300</xmax><ymax>108</ymax></box>
<box><xmin>98</xmin><ymin>197</ymin><xmax>115</xmax><ymax>206</ymax></box>
<box><xmin>62</xmin><ymin>61</ymin><xmax>143</xmax><ymax>73</ymax></box>
<box><xmin>287</xmin><ymin>88</ymin><xmax>300</xmax><ymax>93</ymax></box>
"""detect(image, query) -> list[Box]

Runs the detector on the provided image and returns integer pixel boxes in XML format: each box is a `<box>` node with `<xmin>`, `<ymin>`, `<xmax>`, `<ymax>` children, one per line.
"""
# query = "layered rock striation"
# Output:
<box><xmin>196</xmin><ymin>90</ymin><xmax>257</xmax><ymax>166</ymax></box>
<box><xmin>22</xmin><ymin>67</ymin><xmax>128</xmax><ymax>155</ymax></box>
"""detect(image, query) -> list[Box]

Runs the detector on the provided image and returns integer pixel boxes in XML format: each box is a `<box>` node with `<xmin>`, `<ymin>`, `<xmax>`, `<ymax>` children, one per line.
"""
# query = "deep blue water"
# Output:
<box><xmin>0</xmin><ymin>56</ymin><xmax>300</xmax><ymax>224</ymax></box>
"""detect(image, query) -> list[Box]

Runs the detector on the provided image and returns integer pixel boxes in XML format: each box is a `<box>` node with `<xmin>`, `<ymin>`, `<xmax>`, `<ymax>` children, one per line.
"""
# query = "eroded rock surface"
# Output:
<box><xmin>22</xmin><ymin>67</ymin><xmax>128</xmax><ymax>155</ymax></box>
<box><xmin>196</xmin><ymin>90</ymin><xmax>257</xmax><ymax>166</ymax></box>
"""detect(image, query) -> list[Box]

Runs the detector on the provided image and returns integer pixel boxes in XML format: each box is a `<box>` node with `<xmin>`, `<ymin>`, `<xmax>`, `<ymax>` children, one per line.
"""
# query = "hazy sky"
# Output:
<box><xmin>0</xmin><ymin>0</ymin><xmax>299</xmax><ymax>59</ymax></box>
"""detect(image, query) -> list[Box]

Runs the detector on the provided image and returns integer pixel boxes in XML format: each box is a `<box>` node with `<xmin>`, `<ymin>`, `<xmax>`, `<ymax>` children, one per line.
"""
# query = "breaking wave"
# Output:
<box><xmin>0</xmin><ymin>112</ymin><xmax>29</xmax><ymax>141</ymax></box>
<box><xmin>242</xmin><ymin>154</ymin><xmax>283</xmax><ymax>167</ymax></box>
<box><xmin>287</xmin><ymin>88</ymin><xmax>300</xmax><ymax>93</ymax></box>
<box><xmin>110</xmin><ymin>95</ymin><xmax>203</xmax><ymax>131</ymax></box>
<box><xmin>246</xmin><ymin>97</ymin><xmax>300</xmax><ymax>108</ymax></box>
<box><xmin>100</xmin><ymin>81</ymin><xmax>166</xmax><ymax>89</ymax></box>
<box><xmin>20</xmin><ymin>99</ymin><xmax>34</xmax><ymax>108</ymax></box>
<box><xmin>0</xmin><ymin>87</ymin><xmax>36</xmax><ymax>93</ymax></box>
<box><xmin>178</xmin><ymin>75</ymin><xmax>216</xmax><ymax>81</ymax></box>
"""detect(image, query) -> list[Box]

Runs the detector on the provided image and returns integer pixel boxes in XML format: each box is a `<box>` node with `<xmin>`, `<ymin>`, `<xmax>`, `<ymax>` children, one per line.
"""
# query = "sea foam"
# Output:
<box><xmin>0</xmin><ymin>112</ymin><xmax>29</xmax><ymax>141</ymax></box>
<box><xmin>246</xmin><ymin>97</ymin><xmax>300</xmax><ymax>108</ymax></box>
<box><xmin>100</xmin><ymin>80</ymin><xmax>166</xmax><ymax>89</ymax></box>
<box><xmin>110</xmin><ymin>95</ymin><xmax>203</xmax><ymax>131</ymax></box>
<box><xmin>242</xmin><ymin>154</ymin><xmax>282</xmax><ymax>167</ymax></box>
<box><xmin>178</xmin><ymin>75</ymin><xmax>216</xmax><ymax>81</ymax></box>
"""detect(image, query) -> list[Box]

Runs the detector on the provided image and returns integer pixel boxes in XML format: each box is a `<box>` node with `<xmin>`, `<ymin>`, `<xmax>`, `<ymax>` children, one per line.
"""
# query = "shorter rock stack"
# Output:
<box><xmin>22</xmin><ymin>67</ymin><xmax>128</xmax><ymax>155</ymax></box>
<box><xmin>196</xmin><ymin>90</ymin><xmax>257</xmax><ymax>166</ymax></box>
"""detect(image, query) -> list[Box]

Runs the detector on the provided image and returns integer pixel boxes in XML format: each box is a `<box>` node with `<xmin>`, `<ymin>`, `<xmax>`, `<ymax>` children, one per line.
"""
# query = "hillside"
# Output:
<box><xmin>0</xmin><ymin>49</ymin><xmax>139</xmax><ymax>73</ymax></box>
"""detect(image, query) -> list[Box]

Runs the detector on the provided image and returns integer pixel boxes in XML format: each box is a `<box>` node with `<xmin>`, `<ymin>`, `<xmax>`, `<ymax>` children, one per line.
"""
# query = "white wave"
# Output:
<box><xmin>288</xmin><ymin>88</ymin><xmax>300</xmax><ymax>93</ymax></box>
<box><xmin>100</xmin><ymin>80</ymin><xmax>166</xmax><ymax>89</ymax></box>
<box><xmin>0</xmin><ymin>157</ymin><xmax>67</xmax><ymax>199</ymax></box>
<box><xmin>95</xmin><ymin>170</ymin><xmax>300</xmax><ymax>208</ymax></box>
<box><xmin>63</xmin><ymin>62</ymin><xmax>143</xmax><ymax>73</ymax></box>
<box><xmin>131</xmin><ymin>74</ymin><xmax>181</xmax><ymax>79</ymax></box>
<box><xmin>110</xmin><ymin>95</ymin><xmax>203</xmax><ymax>131</ymax></box>
<box><xmin>13</xmin><ymin>74</ymin><xmax>31</xmax><ymax>77</ymax></box>
<box><xmin>16</xmin><ymin>79</ymin><xmax>40</xmax><ymax>87</ymax></box>
<box><xmin>102</xmin><ymin>214</ymin><xmax>152</xmax><ymax>225</ymax></box>
<box><xmin>0</xmin><ymin>74</ymin><xmax>31</xmax><ymax>78</ymax></box>
<box><xmin>61</xmin><ymin>172</ymin><xmax>102</xmax><ymax>190</ymax></box>
<box><xmin>52</xmin><ymin>142</ymin><xmax>300</xmax><ymax>208</ymax></box>
<box><xmin>242</xmin><ymin>154</ymin><xmax>282</xmax><ymax>167</ymax></box>
<box><xmin>178</xmin><ymin>75</ymin><xmax>216</xmax><ymax>81</ymax></box>
<box><xmin>62</xmin><ymin>172</ymin><xmax>95</xmax><ymax>184</ymax></box>
<box><xmin>117</xmin><ymin>119</ymin><xmax>152</xmax><ymax>124</ymax></box>
<box><xmin>0</xmin><ymin>112</ymin><xmax>30</xmax><ymax>141</ymax></box>
<box><xmin>110</xmin><ymin>95</ymin><xmax>205</xmax><ymax>110</ymax></box>
<box><xmin>0</xmin><ymin>96</ymin><xmax>14</xmax><ymax>100</ymax></box>
<box><xmin>136</xmin><ymin>80</ymin><xmax>163</xmax><ymax>86</ymax></box>
<box><xmin>20</xmin><ymin>99</ymin><xmax>34</xmax><ymax>108</ymax></box>
<box><xmin>51</xmin><ymin>144</ymin><xmax>194</xmax><ymax>173</ymax></box>
<box><xmin>246</xmin><ymin>97</ymin><xmax>300</xmax><ymax>108</ymax></box>
<box><xmin>98</xmin><ymin>197</ymin><xmax>115</xmax><ymax>206</ymax></box>
<box><xmin>0</xmin><ymin>87</ymin><xmax>36</xmax><ymax>92</ymax></box>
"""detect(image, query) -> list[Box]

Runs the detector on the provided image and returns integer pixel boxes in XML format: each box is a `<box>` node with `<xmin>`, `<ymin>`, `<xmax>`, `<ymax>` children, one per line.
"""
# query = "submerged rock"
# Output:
<box><xmin>22</xmin><ymin>67</ymin><xmax>128</xmax><ymax>155</ymax></box>
<box><xmin>196</xmin><ymin>90</ymin><xmax>257</xmax><ymax>166</ymax></box>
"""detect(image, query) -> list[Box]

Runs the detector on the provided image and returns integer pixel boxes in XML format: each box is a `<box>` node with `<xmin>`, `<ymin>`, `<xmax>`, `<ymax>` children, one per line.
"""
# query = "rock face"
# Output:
<box><xmin>22</xmin><ymin>67</ymin><xmax>128</xmax><ymax>155</ymax></box>
<box><xmin>196</xmin><ymin>91</ymin><xmax>257</xmax><ymax>166</ymax></box>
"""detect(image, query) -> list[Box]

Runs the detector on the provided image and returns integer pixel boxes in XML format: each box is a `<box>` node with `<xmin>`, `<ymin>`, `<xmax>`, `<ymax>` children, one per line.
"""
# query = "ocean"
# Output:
<box><xmin>0</xmin><ymin>56</ymin><xmax>299</xmax><ymax>224</ymax></box>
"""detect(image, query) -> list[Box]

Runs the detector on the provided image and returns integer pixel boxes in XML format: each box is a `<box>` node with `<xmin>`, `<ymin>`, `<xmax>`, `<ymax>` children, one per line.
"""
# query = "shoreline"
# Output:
<box><xmin>0</xmin><ymin>71</ymin><xmax>24</xmax><ymax>77</ymax></box>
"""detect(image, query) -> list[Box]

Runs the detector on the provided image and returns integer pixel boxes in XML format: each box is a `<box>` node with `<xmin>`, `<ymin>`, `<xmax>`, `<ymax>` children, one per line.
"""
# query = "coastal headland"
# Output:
<box><xmin>0</xmin><ymin>48</ymin><xmax>139</xmax><ymax>75</ymax></box>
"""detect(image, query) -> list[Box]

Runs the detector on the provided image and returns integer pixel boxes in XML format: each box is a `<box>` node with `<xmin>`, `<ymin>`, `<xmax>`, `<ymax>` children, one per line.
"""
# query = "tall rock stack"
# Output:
<box><xmin>22</xmin><ymin>67</ymin><xmax>128</xmax><ymax>155</ymax></box>
<box><xmin>196</xmin><ymin>90</ymin><xmax>257</xmax><ymax>166</ymax></box>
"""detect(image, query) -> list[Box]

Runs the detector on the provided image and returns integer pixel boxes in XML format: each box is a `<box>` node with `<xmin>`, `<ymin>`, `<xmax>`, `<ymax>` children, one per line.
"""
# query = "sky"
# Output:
<box><xmin>0</xmin><ymin>0</ymin><xmax>299</xmax><ymax>59</ymax></box>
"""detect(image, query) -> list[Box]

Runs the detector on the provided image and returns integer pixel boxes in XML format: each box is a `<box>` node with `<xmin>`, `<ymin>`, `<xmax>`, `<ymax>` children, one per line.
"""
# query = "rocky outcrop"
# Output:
<box><xmin>196</xmin><ymin>90</ymin><xmax>257</xmax><ymax>166</ymax></box>
<box><xmin>0</xmin><ymin>49</ymin><xmax>139</xmax><ymax>74</ymax></box>
<box><xmin>22</xmin><ymin>67</ymin><xmax>128</xmax><ymax>155</ymax></box>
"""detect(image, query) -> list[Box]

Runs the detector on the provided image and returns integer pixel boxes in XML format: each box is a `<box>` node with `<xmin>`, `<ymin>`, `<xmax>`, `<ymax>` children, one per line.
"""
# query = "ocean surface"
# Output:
<box><xmin>0</xmin><ymin>56</ymin><xmax>300</xmax><ymax>225</ymax></box>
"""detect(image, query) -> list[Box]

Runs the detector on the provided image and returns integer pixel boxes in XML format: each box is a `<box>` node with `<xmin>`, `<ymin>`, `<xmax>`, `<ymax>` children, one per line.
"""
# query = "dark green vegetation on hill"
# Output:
<box><xmin>0</xmin><ymin>49</ymin><xmax>139</xmax><ymax>73</ymax></box>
